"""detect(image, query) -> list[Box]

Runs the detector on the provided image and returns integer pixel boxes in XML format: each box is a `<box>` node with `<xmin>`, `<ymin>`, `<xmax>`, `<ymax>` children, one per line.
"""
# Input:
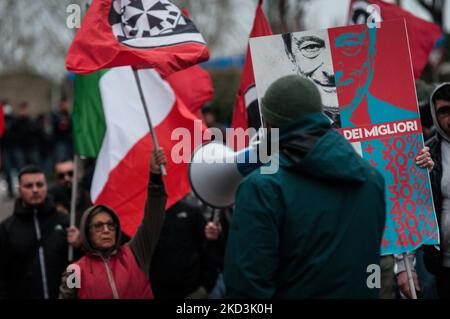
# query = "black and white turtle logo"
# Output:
<box><xmin>109</xmin><ymin>0</ymin><xmax>206</xmax><ymax>49</ymax></box>
<box><xmin>348</xmin><ymin>0</ymin><xmax>382</xmax><ymax>26</ymax></box>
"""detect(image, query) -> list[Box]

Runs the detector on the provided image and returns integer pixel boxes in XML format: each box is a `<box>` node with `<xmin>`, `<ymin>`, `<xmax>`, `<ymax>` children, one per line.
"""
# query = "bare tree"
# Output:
<box><xmin>0</xmin><ymin>0</ymin><xmax>77</xmax><ymax>81</ymax></box>
<box><xmin>416</xmin><ymin>0</ymin><xmax>445</xmax><ymax>26</ymax></box>
<box><xmin>0</xmin><ymin>0</ymin><xmax>269</xmax><ymax>79</ymax></box>
<box><xmin>266</xmin><ymin>0</ymin><xmax>310</xmax><ymax>34</ymax></box>
<box><xmin>180</xmin><ymin>0</ymin><xmax>232</xmax><ymax>51</ymax></box>
<box><xmin>172</xmin><ymin>0</ymin><xmax>256</xmax><ymax>57</ymax></box>
<box><xmin>278</xmin><ymin>0</ymin><xmax>289</xmax><ymax>33</ymax></box>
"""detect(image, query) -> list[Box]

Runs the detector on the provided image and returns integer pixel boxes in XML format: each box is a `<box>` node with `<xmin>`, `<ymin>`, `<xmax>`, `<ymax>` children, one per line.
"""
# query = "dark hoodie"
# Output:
<box><xmin>423</xmin><ymin>83</ymin><xmax>450</xmax><ymax>275</ymax></box>
<box><xmin>224</xmin><ymin>112</ymin><xmax>386</xmax><ymax>298</ymax></box>
<box><xmin>0</xmin><ymin>198</ymin><xmax>70</xmax><ymax>299</ymax></box>
<box><xmin>59</xmin><ymin>174</ymin><xmax>166</xmax><ymax>299</ymax></box>
<box><xmin>427</xmin><ymin>82</ymin><xmax>450</xmax><ymax>221</ymax></box>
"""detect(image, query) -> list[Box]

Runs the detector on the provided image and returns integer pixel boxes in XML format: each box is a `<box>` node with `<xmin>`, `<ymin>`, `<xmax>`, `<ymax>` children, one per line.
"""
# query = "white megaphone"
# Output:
<box><xmin>189</xmin><ymin>135</ymin><xmax>267</xmax><ymax>208</ymax></box>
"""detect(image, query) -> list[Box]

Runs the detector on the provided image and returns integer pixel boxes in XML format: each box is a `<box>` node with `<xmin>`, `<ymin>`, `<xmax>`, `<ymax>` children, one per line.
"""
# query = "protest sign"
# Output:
<box><xmin>250</xmin><ymin>19</ymin><xmax>439</xmax><ymax>254</ymax></box>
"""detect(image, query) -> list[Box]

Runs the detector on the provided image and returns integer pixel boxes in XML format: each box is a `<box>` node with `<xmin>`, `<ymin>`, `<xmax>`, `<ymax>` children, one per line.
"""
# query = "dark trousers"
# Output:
<box><xmin>380</xmin><ymin>255</ymin><xmax>395</xmax><ymax>299</ymax></box>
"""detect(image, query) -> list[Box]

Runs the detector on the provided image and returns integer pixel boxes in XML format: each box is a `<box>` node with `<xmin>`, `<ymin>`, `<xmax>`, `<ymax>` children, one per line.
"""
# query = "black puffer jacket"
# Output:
<box><xmin>150</xmin><ymin>195</ymin><xmax>218</xmax><ymax>298</ymax></box>
<box><xmin>0</xmin><ymin>199</ymin><xmax>71</xmax><ymax>299</ymax></box>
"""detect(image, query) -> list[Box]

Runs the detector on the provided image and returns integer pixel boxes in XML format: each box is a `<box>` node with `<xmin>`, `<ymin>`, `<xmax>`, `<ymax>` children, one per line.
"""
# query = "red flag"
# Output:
<box><xmin>0</xmin><ymin>103</ymin><xmax>4</xmax><ymax>138</ymax></box>
<box><xmin>66</xmin><ymin>0</ymin><xmax>209</xmax><ymax>77</ymax></box>
<box><xmin>348</xmin><ymin>0</ymin><xmax>442</xmax><ymax>79</ymax></box>
<box><xmin>166</xmin><ymin>66</ymin><xmax>214</xmax><ymax>116</ymax></box>
<box><xmin>231</xmin><ymin>0</ymin><xmax>272</xmax><ymax>149</ymax></box>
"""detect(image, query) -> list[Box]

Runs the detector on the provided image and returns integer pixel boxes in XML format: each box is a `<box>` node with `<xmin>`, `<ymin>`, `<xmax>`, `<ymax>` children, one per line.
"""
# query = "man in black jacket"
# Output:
<box><xmin>150</xmin><ymin>194</ymin><xmax>218</xmax><ymax>299</ymax></box>
<box><xmin>0</xmin><ymin>165</ymin><xmax>77</xmax><ymax>299</ymax></box>
<box><xmin>10</xmin><ymin>102</ymin><xmax>40</xmax><ymax>168</ymax></box>
<box><xmin>48</xmin><ymin>158</ymin><xmax>92</xmax><ymax>226</ymax></box>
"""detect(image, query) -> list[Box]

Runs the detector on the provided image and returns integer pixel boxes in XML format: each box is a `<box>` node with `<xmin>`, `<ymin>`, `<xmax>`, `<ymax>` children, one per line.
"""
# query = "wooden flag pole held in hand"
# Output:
<box><xmin>403</xmin><ymin>252</ymin><xmax>418</xmax><ymax>299</ymax></box>
<box><xmin>132</xmin><ymin>68</ymin><xmax>167</xmax><ymax>176</ymax></box>
<box><xmin>68</xmin><ymin>155</ymin><xmax>79</xmax><ymax>262</ymax></box>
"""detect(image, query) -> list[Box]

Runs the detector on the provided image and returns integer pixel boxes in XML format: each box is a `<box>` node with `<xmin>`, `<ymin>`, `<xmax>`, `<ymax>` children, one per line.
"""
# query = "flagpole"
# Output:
<box><xmin>132</xmin><ymin>68</ymin><xmax>167</xmax><ymax>176</ymax></box>
<box><xmin>403</xmin><ymin>252</ymin><xmax>418</xmax><ymax>299</ymax></box>
<box><xmin>68</xmin><ymin>155</ymin><xmax>79</xmax><ymax>262</ymax></box>
<box><xmin>211</xmin><ymin>208</ymin><xmax>219</xmax><ymax>223</ymax></box>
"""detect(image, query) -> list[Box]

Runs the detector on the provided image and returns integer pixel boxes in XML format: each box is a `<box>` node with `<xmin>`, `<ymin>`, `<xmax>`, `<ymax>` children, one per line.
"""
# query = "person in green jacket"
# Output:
<box><xmin>224</xmin><ymin>75</ymin><xmax>386</xmax><ymax>299</ymax></box>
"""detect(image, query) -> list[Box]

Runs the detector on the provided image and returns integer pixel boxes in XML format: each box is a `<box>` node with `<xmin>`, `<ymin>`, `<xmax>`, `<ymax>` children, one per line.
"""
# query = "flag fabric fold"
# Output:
<box><xmin>166</xmin><ymin>65</ymin><xmax>214</xmax><ymax>116</ymax></box>
<box><xmin>348</xmin><ymin>0</ymin><xmax>442</xmax><ymax>79</ymax></box>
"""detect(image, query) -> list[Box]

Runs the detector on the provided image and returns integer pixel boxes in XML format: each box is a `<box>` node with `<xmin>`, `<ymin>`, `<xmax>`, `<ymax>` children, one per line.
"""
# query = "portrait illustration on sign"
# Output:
<box><xmin>250</xmin><ymin>19</ymin><xmax>439</xmax><ymax>254</ymax></box>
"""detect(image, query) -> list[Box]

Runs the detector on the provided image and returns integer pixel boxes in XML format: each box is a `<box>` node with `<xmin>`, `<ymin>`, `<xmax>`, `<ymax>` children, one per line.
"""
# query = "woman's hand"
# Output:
<box><xmin>415</xmin><ymin>147</ymin><xmax>434</xmax><ymax>171</ymax></box>
<box><xmin>67</xmin><ymin>226</ymin><xmax>81</xmax><ymax>249</ymax></box>
<box><xmin>205</xmin><ymin>222</ymin><xmax>222</xmax><ymax>241</ymax></box>
<box><xmin>150</xmin><ymin>148</ymin><xmax>167</xmax><ymax>174</ymax></box>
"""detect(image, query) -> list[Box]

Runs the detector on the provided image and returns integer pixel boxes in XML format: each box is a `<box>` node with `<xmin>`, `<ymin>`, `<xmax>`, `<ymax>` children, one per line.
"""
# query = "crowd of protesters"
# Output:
<box><xmin>1</xmin><ymin>77</ymin><xmax>450</xmax><ymax>299</ymax></box>
<box><xmin>0</xmin><ymin>98</ymin><xmax>73</xmax><ymax>199</ymax></box>
<box><xmin>0</xmin><ymin>97</ymin><xmax>230</xmax><ymax>299</ymax></box>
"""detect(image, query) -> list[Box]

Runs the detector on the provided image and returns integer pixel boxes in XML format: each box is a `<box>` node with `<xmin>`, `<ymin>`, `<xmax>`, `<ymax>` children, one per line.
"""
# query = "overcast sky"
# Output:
<box><xmin>222</xmin><ymin>0</ymin><xmax>449</xmax><ymax>58</ymax></box>
<box><xmin>302</xmin><ymin>0</ymin><xmax>449</xmax><ymax>31</ymax></box>
<box><xmin>0</xmin><ymin>0</ymin><xmax>447</xmax><ymax>80</ymax></box>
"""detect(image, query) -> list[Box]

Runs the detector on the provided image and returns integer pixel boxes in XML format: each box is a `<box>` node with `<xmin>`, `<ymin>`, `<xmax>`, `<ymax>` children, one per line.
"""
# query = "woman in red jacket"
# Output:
<box><xmin>59</xmin><ymin>148</ymin><xmax>167</xmax><ymax>299</ymax></box>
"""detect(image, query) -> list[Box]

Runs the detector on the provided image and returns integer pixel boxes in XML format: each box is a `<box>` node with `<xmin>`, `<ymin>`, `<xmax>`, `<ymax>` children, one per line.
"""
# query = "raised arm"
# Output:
<box><xmin>129</xmin><ymin>148</ymin><xmax>167</xmax><ymax>275</ymax></box>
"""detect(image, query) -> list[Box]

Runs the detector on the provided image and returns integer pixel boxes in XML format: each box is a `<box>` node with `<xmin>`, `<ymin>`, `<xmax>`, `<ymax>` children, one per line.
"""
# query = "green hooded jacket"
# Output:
<box><xmin>224</xmin><ymin>113</ymin><xmax>386</xmax><ymax>299</ymax></box>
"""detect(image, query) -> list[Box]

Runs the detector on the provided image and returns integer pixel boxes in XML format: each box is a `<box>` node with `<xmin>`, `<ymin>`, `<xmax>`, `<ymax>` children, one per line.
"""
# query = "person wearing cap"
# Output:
<box><xmin>59</xmin><ymin>148</ymin><xmax>167</xmax><ymax>299</ymax></box>
<box><xmin>224</xmin><ymin>75</ymin><xmax>387</xmax><ymax>298</ymax></box>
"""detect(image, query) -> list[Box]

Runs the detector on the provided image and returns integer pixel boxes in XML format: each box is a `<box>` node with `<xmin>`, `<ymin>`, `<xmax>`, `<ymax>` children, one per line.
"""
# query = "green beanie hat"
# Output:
<box><xmin>261</xmin><ymin>75</ymin><xmax>323</xmax><ymax>128</ymax></box>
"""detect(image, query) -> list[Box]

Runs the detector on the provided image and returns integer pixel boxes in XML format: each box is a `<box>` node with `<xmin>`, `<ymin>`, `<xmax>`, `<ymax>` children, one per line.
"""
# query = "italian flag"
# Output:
<box><xmin>73</xmin><ymin>66</ymin><xmax>209</xmax><ymax>236</ymax></box>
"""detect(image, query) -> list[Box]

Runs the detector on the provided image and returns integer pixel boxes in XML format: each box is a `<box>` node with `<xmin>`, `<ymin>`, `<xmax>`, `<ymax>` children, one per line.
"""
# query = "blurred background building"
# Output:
<box><xmin>0</xmin><ymin>0</ymin><xmax>449</xmax><ymax>122</ymax></box>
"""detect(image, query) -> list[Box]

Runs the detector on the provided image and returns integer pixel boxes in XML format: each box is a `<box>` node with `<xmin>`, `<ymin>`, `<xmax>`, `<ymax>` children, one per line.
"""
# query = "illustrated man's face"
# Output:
<box><xmin>19</xmin><ymin>173</ymin><xmax>47</xmax><ymax>207</ymax></box>
<box><xmin>89</xmin><ymin>212</ymin><xmax>117</xmax><ymax>251</ymax></box>
<box><xmin>288</xmin><ymin>30</ymin><xmax>337</xmax><ymax>109</ymax></box>
<box><xmin>333</xmin><ymin>29</ymin><xmax>374</xmax><ymax>108</ymax></box>
<box><xmin>55</xmin><ymin>161</ymin><xmax>74</xmax><ymax>188</ymax></box>
<box><xmin>435</xmin><ymin>99</ymin><xmax>450</xmax><ymax>137</ymax></box>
